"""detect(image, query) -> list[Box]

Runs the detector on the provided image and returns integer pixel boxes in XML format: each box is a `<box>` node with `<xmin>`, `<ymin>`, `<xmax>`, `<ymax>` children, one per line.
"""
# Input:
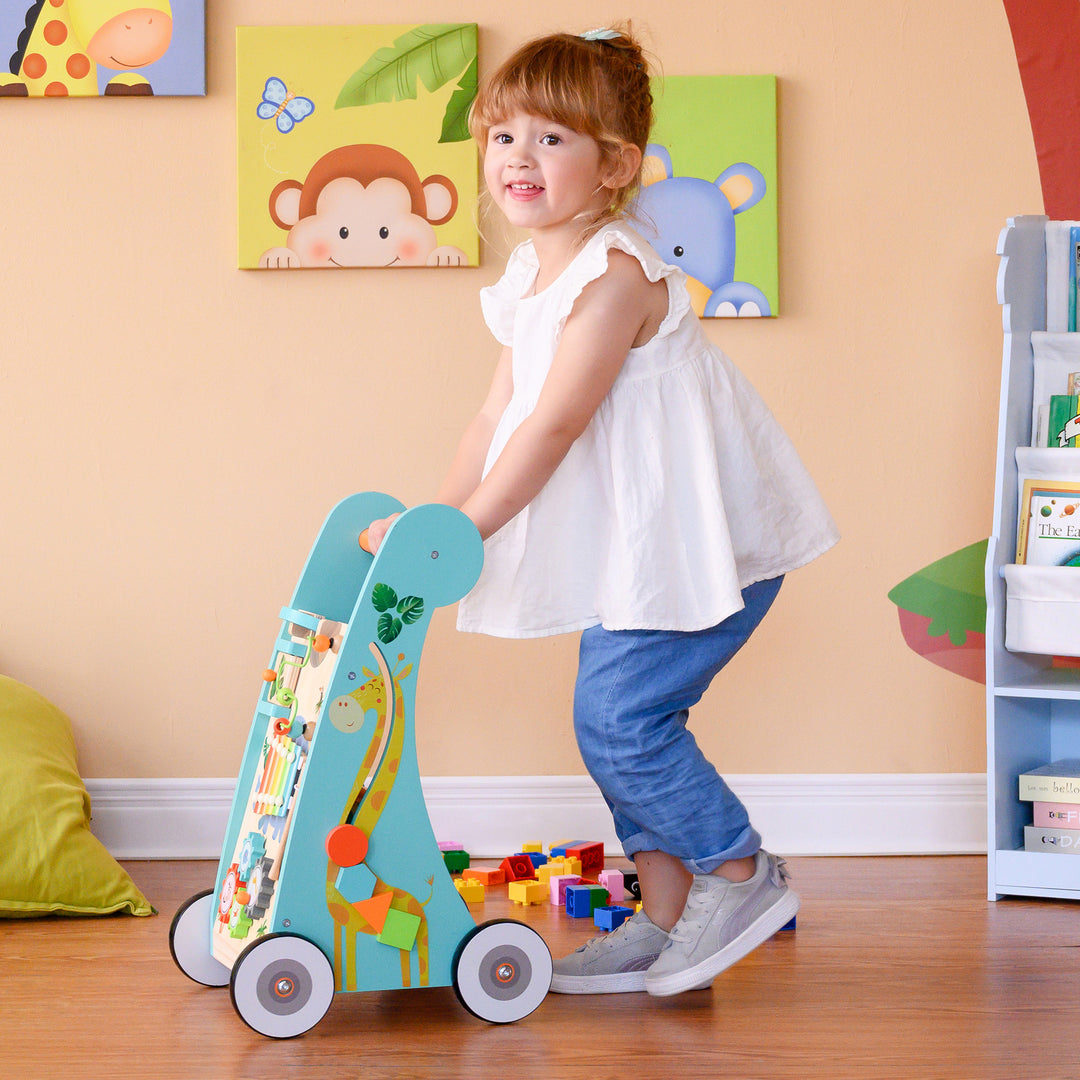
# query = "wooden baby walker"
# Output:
<box><xmin>168</xmin><ymin>493</ymin><xmax>552</xmax><ymax>1037</ymax></box>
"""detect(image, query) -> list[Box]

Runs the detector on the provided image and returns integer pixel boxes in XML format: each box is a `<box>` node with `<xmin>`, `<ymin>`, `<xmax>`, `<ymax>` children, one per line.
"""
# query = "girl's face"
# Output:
<box><xmin>483</xmin><ymin>112</ymin><xmax>609</xmax><ymax>240</ymax></box>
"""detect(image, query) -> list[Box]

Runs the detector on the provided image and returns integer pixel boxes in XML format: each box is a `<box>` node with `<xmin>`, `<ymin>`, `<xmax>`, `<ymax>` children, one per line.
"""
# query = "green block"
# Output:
<box><xmin>442</xmin><ymin>850</ymin><xmax>470</xmax><ymax>873</ymax></box>
<box><xmin>377</xmin><ymin>907</ymin><xmax>422</xmax><ymax>951</ymax></box>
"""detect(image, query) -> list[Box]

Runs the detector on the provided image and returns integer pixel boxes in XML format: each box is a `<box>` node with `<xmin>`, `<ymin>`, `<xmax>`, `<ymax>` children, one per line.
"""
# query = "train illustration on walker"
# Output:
<box><xmin>168</xmin><ymin>493</ymin><xmax>552</xmax><ymax>1037</ymax></box>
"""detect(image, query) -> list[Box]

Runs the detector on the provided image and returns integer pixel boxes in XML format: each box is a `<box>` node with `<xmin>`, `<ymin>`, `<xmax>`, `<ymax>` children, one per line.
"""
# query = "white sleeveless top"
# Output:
<box><xmin>456</xmin><ymin>221</ymin><xmax>839</xmax><ymax>638</ymax></box>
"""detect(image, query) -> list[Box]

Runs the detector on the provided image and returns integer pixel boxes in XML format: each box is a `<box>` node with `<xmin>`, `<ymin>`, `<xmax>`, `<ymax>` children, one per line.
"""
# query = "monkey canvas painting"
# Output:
<box><xmin>236</xmin><ymin>24</ymin><xmax>479</xmax><ymax>270</ymax></box>
<box><xmin>641</xmin><ymin>76</ymin><xmax>778</xmax><ymax>316</ymax></box>
<box><xmin>0</xmin><ymin>0</ymin><xmax>205</xmax><ymax>97</ymax></box>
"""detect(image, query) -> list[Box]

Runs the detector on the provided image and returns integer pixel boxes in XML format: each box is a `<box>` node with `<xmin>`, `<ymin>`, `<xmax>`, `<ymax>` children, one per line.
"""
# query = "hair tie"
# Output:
<box><xmin>580</xmin><ymin>28</ymin><xmax>621</xmax><ymax>41</ymax></box>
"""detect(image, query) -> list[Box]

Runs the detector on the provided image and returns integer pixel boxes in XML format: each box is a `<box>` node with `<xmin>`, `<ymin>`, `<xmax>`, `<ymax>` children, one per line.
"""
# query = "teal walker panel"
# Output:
<box><xmin>208</xmin><ymin>496</ymin><xmax>483</xmax><ymax>994</ymax></box>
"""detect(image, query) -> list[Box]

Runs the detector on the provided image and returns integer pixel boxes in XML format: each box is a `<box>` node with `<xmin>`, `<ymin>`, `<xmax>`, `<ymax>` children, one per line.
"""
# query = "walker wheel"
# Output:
<box><xmin>451</xmin><ymin>919</ymin><xmax>551</xmax><ymax>1024</ymax></box>
<box><xmin>169</xmin><ymin>889</ymin><xmax>231</xmax><ymax>987</ymax></box>
<box><xmin>230</xmin><ymin>933</ymin><xmax>335</xmax><ymax>1039</ymax></box>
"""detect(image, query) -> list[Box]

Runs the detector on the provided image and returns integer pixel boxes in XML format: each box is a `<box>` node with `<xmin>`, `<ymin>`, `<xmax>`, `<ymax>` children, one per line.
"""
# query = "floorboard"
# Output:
<box><xmin>3</xmin><ymin>857</ymin><xmax>1079</xmax><ymax>1079</ymax></box>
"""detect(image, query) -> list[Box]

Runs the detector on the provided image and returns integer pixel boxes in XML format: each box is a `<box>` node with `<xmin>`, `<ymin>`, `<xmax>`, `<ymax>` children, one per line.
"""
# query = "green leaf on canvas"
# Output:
<box><xmin>335</xmin><ymin>24</ymin><xmax>477</xmax><ymax>109</ymax></box>
<box><xmin>439</xmin><ymin>54</ymin><xmax>478</xmax><ymax>143</ymax></box>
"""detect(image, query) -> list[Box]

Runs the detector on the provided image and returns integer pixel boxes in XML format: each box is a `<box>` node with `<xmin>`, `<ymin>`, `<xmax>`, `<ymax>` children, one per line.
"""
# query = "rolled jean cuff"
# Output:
<box><xmin>618</xmin><ymin>822</ymin><xmax>761</xmax><ymax>876</ymax></box>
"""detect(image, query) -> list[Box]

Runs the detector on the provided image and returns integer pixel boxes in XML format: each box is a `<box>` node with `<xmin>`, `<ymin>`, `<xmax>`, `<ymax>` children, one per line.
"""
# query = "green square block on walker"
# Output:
<box><xmin>377</xmin><ymin>906</ymin><xmax>422</xmax><ymax>951</ymax></box>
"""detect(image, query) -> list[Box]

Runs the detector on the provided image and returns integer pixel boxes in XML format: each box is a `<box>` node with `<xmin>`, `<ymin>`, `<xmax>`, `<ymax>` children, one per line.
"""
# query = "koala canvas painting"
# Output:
<box><xmin>236</xmin><ymin>24</ymin><xmax>478</xmax><ymax>270</ymax></box>
<box><xmin>641</xmin><ymin>75</ymin><xmax>778</xmax><ymax>317</ymax></box>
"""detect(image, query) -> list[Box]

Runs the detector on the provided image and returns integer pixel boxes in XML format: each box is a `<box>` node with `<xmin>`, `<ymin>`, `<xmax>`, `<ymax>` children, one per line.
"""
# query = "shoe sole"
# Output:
<box><xmin>549</xmin><ymin>970</ymin><xmax>649</xmax><ymax>994</ymax></box>
<box><xmin>644</xmin><ymin>888</ymin><xmax>801</xmax><ymax>997</ymax></box>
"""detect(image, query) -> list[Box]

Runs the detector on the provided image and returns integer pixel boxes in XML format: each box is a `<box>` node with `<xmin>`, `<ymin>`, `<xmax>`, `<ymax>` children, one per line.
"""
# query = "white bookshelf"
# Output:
<box><xmin>987</xmin><ymin>215</ymin><xmax>1080</xmax><ymax>900</ymax></box>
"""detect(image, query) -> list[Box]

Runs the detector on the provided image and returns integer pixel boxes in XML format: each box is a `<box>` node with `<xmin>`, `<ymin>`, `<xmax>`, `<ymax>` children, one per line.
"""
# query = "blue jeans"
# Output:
<box><xmin>573</xmin><ymin>577</ymin><xmax>783</xmax><ymax>875</ymax></box>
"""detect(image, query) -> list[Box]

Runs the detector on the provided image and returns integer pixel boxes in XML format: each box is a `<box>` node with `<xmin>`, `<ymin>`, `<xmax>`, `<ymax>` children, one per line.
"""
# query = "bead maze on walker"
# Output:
<box><xmin>169</xmin><ymin>493</ymin><xmax>552</xmax><ymax>1037</ymax></box>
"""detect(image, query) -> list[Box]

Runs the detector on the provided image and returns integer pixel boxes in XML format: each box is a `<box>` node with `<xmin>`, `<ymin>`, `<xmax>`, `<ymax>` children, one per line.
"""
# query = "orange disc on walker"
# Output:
<box><xmin>312</xmin><ymin>634</ymin><xmax>332</xmax><ymax>653</ymax></box>
<box><xmin>325</xmin><ymin>824</ymin><xmax>369</xmax><ymax>867</ymax></box>
<box><xmin>358</xmin><ymin>528</ymin><xmax>371</xmax><ymax>552</ymax></box>
<box><xmin>262</xmin><ymin>669</ymin><xmax>277</xmax><ymax>683</ymax></box>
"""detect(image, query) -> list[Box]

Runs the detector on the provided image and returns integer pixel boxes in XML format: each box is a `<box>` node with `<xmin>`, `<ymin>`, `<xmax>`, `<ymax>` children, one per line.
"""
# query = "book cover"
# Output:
<box><xmin>1024</xmin><ymin>824</ymin><xmax>1080</xmax><ymax>852</ymax></box>
<box><xmin>1070</xmin><ymin>227</ymin><xmax>1080</xmax><ymax>332</ymax></box>
<box><xmin>1049</xmin><ymin>394</ymin><xmax>1080</xmax><ymax>446</ymax></box>
<box><xmin>1033</xmin><ymin>801</ymin><xmax>1080</xmax><ymax>827</ymax></box>
<box><xmin>1018</xmin><ymin>759</ymin><xmax>1080</xmax><ymax>802</ymax></box>
<box><xmin>1015</xmin><ymin>479</ymin><xmax>1080</xmax><ymax>563</ymax></box>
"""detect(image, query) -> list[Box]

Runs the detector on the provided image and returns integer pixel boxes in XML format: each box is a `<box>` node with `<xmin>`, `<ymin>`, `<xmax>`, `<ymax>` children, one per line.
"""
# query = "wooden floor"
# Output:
<box><xmin>4</xmin><ymin>856</ymin><xmax>1079</xmax><ymax>1079</ymax></box>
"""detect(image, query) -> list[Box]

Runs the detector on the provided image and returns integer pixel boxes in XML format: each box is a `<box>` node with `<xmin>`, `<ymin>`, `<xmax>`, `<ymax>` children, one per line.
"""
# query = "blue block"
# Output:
<box><xmin>518</xmin><ymin>851</ymin><xmax>548</xmax><ymax>868</ymax></box>
<box><xmin>565</xmin><ymin>885</ymin><xmax>597</xmax><ymax>918</ymax></box>
<box><xmin>594</xmin><ymin>905</ymin><xmax>633</xmax><ymax>932</ymax></box>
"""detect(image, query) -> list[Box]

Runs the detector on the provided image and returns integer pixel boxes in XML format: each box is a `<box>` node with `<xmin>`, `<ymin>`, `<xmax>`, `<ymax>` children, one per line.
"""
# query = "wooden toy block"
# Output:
<box><xmin>462</xmin><ymin>866</ymin><xmax>505</xmax><ymax>886</ymax></box>
<box><xmin>599</xmin><ymin>869</ymin><xmax>624</xmax><ymax>900</ymax></box>
<box><xmin>594</xmin><ymin>905</ymin><xmax>633</xmax><ymax>932</ymax></box>
<box><xmin>454</xmin><ymin>878</ymin><xmax>485</xmax><ymax>904</ymax></box>
<box><xmin>508</xmin><ymin>880</ymin><xmax>546</xmax><ymax>906</ymax></box>
<box><xmin>500</xmin><ymin>854</ymin><xmax>536</xmax><ymax>882</ymax></box>
<box><xmin>376</xmin><ymin>907</ymin><xmax>422</xmax><ymax>951</ymax></box>
<box><xmin>442</xmin><ymin>849</ymin><xmax>470</xmax><ymax>873</ymax></box>
<box><xmin>549</xmin><ymin>874</ymin><xmax>582</xmax><ymax>906</ymax></box>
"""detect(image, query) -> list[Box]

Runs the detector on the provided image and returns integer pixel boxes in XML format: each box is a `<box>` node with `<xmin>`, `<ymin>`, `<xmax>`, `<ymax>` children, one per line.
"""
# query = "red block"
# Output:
<box><xmin>499</xmin><ymin>854</ymin><xmax>536</xmax><ymax>882</ymax></box>
<box><xmin>566</xmin><ymin>842</ymin><xmax>604</xmax><ymax>876</ymax></box>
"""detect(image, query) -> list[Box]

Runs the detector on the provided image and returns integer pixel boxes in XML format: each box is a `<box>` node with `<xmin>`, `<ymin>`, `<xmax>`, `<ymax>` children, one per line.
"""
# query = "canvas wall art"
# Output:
<box><xmin>641</xmin><ymin>75</ymin><xmax>778</xmax><ymax>317</ymax></box>
<box><xmin>0</xmin><ymin>0</ymin><xmax>205</xmax><ymax>97</ymax></box>
<box><xmin>236</xmin><ymin>24</ymin><xmax>478</xmax><ymax>270</ymax></box>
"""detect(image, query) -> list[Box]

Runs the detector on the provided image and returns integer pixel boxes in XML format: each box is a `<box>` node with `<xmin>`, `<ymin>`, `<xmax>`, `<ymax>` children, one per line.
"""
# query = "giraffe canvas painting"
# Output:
<box><xmin>0</xmin><ymin>0</ymin><xmax>205</xmax><ymax>97</ymax></box>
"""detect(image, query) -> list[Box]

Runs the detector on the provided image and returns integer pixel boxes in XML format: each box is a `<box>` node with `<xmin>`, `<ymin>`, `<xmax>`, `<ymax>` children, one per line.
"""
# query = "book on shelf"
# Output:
<box><xmin>1018</xmin><ymin>760</ymin><xmax>1080</xmax><ymax>802</ymax></box>
<box><xmin>1049</xmin><ymin>394</ymin><xmax>1080</xmax><ymax>447</ymax></box>
<box><xmin>1015</xmin><ymin>479</ymin><xmax>1080</xmax><ymax>563</ymax></box>
<box><xmin>1033</xmin><ymin>801</ymin><xmax>1080</xmax><ymax>827</ymax></box>
<box><xmin>1025</xmin><ymin>825</ymin><xmax>1080</xmax><ymax>853</ymax></box>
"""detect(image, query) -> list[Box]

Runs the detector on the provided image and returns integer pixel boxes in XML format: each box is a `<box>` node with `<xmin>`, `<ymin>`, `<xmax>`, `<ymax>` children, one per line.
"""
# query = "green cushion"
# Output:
<box><xmin>0</xmin><ymin>676</ymin><xmax>152</xmax><ymax>917</ymax></box>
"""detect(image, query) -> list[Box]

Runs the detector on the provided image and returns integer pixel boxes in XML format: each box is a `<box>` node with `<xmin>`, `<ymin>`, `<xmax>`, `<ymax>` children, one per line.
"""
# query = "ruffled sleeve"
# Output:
<box><xmin>551</xmin><ymin>223</ymin><xmax>693</xmax><ymax>341</ymax></box>
<box><xmin>479</xmin><ymin>241</ymin><xmax>538</xmax><ymax>346</ymax></box>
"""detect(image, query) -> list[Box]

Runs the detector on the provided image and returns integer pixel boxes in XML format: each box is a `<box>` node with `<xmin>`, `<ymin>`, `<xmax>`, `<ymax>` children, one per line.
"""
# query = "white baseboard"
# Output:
<box><xmin>86</xmin><ymin>774</ymin><xmax>987</xmax><ymax>861</ymax></box>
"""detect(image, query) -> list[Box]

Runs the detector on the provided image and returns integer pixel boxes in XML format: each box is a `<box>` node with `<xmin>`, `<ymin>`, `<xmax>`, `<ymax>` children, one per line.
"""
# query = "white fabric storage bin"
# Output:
<box><xmin>1003</xmin><ymin>564</ymin><xmax>1080</xmax><ymax>655</ymax></box>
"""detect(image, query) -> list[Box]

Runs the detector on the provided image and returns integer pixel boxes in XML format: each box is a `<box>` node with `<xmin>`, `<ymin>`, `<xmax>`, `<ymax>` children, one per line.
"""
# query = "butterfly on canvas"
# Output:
<box><xmin>257</xmin><ymin>76</ymin><xmax>315</xmax><ymax>134</ymax></box>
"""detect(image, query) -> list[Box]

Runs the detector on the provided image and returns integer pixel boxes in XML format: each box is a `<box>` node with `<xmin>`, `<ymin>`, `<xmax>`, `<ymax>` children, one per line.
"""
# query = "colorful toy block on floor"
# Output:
<box><xmin>549</xmin><ymin>875</ymin><xmax>582</xmax><ymax>905</ymax></box>
<box><xmin>566</xmin><ymin>842</ymin><xmax>604</xmax><ymax>876</ymax></box>
<box><xmin>500</xmin><ymin>854</ymin><xmax>536</xmax><ymax>882</ymax></box>
<box><xmin>508</xmin><ymin>880</ymin><xmax>546</xmax><ymax>906</ymax></box>
<box><xmin>594</xmin><ymin>905</ymin><xmax>633</xmax><ymax>932</ymax></box>
<box><xmin>454</xmin><ymin>878</ymin><xmax>485</xmax><ymax>904</ymax></box>
<box><xmin>520</xmin><ymin>851</ymin><xmax>548</xmax><ymax>869</ymax></box>
<box><xmin>442</xmin><ymin>850</ymin><xmax>470</xmax><ymax>873</ymax></box>
<box><xmin>565</xmin><ymin>884</ymin><xmax>610</xmax><ymax>918</ymax></box>
<box><xmin>598</xmin><ymin>869</ymin><xmax>624</xmax><ymax>900</ymax></box>
<box><xmin>623</xmin><ymin>871</ymin><xmax>641</xmax><ymax>900</ymax></box>
<box><xmin>462</xmin><ymin>866</ymin><xmax>505</xmax><ymax>886</ymax></box>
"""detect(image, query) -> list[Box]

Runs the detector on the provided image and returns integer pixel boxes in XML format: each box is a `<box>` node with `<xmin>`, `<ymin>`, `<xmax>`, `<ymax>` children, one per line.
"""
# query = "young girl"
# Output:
<box><xmin>366</xmin><ymin>25</ymin><xmax>838</xmax><ymax>997</ymax></box>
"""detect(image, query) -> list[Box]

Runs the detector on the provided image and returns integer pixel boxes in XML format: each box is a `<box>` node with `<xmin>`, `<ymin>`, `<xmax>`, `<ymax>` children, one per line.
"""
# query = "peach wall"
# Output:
<box><xmin>0</xmin><ymin>1</ymin><xmax>1042</xmax><ymax>779</ymax></box>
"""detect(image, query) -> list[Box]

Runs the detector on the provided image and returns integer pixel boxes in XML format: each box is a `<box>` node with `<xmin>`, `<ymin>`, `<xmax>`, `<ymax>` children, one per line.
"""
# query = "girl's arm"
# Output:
<box><xmin>436</xmin><ymin>345</ymin><xmax>515</xmax><ymax>508</ymax></box>
<box><xmin>461</xmin><ymin>252</ymin><xmax>664</xmax><ymax>541</ymax></box>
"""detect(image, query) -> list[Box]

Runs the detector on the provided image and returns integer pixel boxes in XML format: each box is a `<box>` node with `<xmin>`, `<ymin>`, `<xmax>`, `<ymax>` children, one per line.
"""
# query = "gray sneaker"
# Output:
<box><xmin>550</xmin><ymin>910</ymin><xmax>670</xmax><ymax>994</ymax></box>
<box><xmin>644</xmin><ymin>850</ymin><xmax>799</xmax><ymax>997</ymax></box>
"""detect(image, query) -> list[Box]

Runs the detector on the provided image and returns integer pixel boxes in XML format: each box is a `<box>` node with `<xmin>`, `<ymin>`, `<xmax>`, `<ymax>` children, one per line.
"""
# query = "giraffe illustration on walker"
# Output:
<box><xmin>325</xmin><ymin>641</ymin><xmax>435</xmax><ymax>991</ymax></box>
<box><xmin>2</xmin><ymin>0</ymin><xmax>172</xmax><ymax>97</ymax></box>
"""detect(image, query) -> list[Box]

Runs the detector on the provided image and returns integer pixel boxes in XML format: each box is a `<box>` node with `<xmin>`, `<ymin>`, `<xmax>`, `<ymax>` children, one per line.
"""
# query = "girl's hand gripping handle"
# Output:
<box><xmin>360</xmin><ymin>514</ymin><xmax>400</xmax><ymax>554</ymax></box>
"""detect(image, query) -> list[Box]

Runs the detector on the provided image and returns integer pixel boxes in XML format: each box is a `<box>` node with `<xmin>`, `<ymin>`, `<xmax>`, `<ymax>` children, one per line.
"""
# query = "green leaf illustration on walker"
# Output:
<box><xmin>335</xmin><ymin>24</ymin><xmax>478</xmax><ymax>144</ymax></box>
<box><xmin>371</xmin><ymin>584</ymin><xmax>425</xmax><ymax>644</ymax></box>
